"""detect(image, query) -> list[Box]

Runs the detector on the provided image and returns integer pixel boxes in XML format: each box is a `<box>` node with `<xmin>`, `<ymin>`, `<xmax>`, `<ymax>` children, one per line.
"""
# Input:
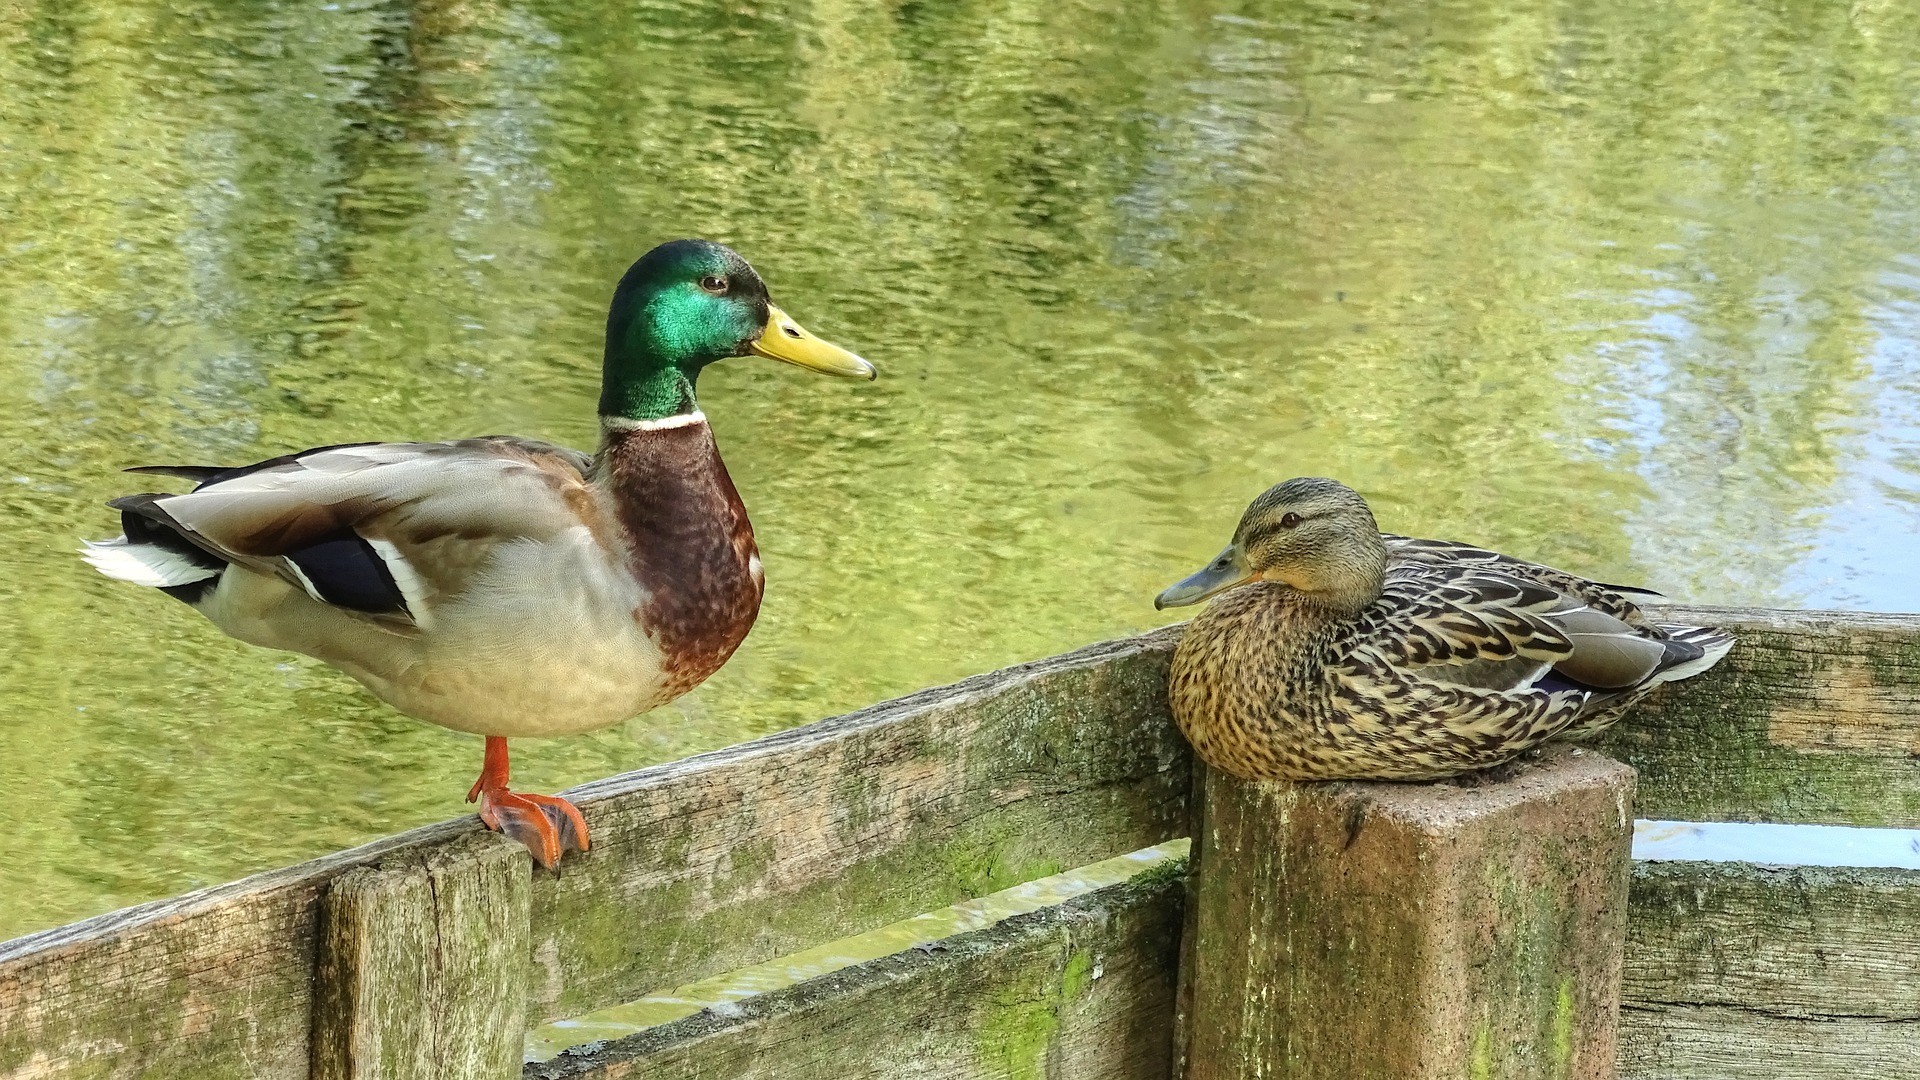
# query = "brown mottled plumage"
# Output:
<box><xmin>1156</xmin><ymin>478</ymin><xmax>1733</xmax><ymax>782</ymax></box>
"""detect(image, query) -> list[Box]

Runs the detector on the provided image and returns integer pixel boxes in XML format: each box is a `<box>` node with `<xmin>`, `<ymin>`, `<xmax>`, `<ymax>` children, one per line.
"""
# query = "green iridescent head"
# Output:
<box><xmin>600</xmin><ymin>239</ymin><xmax>875</xmax><ymax>422</ymax></box>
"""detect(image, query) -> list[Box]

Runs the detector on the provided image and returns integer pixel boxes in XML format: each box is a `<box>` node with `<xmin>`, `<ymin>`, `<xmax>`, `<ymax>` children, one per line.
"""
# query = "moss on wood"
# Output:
<box><xmin>1599</xmin><ymin>606</ymin><xmax>1920</xmax><ymax>826</ymax></box>
<box><xmin>526</xmin><ymin>870</ymin><xmax>1185</xmax><ymax>1080</ymax></box>
<box><xmin>1178</xmin><ymin>747</ymin><xmax>1635</xmax><ymax>1080</ymax></box>
<box><xmin>0</xmin><ymin>631</ymin><xmax>1190</xmax><ymax>1079</ymax></box>
<box><xmin>525</xmin><ymin>631</ymin><xmax>1190</xmax><ymax>1023</ymax></box>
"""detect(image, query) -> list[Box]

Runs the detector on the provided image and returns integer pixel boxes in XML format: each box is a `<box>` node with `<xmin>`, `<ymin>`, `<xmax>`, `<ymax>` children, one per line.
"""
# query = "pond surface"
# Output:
<box><xmin>3</xmin><ymin>0</ymin><xmax>1919</xmax><ymax>939</ymax></box>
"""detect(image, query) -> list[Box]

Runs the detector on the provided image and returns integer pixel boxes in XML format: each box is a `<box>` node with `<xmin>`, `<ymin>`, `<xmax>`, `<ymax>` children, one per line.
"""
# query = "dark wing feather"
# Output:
<box><xmin>283</xmin><ymin>533</ymin><xmax>407</xmax><ymax>614</ymax></box>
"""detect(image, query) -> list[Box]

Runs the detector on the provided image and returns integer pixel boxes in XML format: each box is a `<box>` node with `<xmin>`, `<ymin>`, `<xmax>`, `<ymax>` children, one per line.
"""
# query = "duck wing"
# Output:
<box><xmin>1338</xmin><ymin>546</ymin><xmax>1734</xmax><ymax>764</ymax></box>
<box><xmin>1321</xmin><ymin>566</ymin><xmax>1586</xmax><ymax>775</ymax></box>
<box><xmin>89</xmin><ymin>436</ymin><xmax>602</xmax><ymax>629</ymax></box>
<box><xmin>1383</xmin><ymin>533</ymin><xmax>1663</xmax><ymax>624</ymax></box>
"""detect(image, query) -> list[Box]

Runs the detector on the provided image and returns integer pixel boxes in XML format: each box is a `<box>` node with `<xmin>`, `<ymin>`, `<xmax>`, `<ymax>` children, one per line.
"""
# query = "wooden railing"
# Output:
<box><xmin>1</xmin><ymin>607</ymin><xmax>1916</xmax><ymax>1079</ymax></box>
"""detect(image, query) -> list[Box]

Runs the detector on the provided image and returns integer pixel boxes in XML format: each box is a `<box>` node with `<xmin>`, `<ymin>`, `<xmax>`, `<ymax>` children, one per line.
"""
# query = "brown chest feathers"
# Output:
<box><xmin>1169</xmin><ymin>585</ymin><xmax>1351</xmax><ymax>781</ymax></box>
<box><xmin>598</xmin><ymin>419</ymin><xmax>764</xmax><ymax>702</ymax></box>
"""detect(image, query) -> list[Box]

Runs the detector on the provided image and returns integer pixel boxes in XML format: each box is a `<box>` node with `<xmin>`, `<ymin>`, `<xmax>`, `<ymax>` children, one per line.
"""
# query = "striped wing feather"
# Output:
<box><xmin>1324</xmin><ymin>564</ymin><xmax>1586</xmax><ymax>768</ymax></box>
<box><xmin>1383</xmin><ymin>534</ymin><xmax>1660</xmax><ymax>624</ymax></box>
<box><xmin>113</xmin><ymin>437</ymin><xmax>598</xmax><ymax>626</ymax></box>
<box><xmin>1332</xmin><ymin>541</ymin><xmax>1719</xmax><ymax>765</ymax></box>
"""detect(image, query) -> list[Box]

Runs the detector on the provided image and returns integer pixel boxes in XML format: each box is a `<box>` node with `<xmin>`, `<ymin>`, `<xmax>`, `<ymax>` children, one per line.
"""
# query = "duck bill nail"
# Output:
<box><xmin>1155</xmin><ymin>547</ymin><xmax>1253</xmax><ymax>610</ymax></box>
<box><xmin>748</xmin><ymin>304</ymin><xmax>877</xmax><ymax>380</ymax></box>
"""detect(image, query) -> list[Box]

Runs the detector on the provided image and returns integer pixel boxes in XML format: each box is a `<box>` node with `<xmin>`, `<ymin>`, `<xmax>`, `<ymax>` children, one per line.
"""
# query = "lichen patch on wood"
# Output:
<box><xmin>1600</xmin><ymin>606</ymin><xmax>1920</xmax><ymax>827</ymax></box>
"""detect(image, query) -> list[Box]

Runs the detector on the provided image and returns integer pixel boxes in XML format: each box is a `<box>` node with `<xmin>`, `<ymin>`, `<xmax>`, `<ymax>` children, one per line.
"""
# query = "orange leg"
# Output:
<box><xmin>466</xmin><ymin>736</ymin><xmax>589</xmax><ymax>869</ymax></box>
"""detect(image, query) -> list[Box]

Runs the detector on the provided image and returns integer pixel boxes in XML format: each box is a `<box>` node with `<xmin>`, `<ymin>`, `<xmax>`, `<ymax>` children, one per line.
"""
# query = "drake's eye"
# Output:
<box><xmin>1280</xmin><ymin>512</ymin><xmax>1303</xmax><ymax>529</ymax></box>
<box><xmin>699</xmin><ymin>275</ymin><xmax>729</xmax><ymax>295</ymax></box>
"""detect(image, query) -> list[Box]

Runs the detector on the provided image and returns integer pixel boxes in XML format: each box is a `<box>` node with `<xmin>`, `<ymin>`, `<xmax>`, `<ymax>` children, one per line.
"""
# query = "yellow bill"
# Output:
<box><xmin>749</xmin><ymin>304</ymin><xmax>876</xmax><ymax>380</ymax></box>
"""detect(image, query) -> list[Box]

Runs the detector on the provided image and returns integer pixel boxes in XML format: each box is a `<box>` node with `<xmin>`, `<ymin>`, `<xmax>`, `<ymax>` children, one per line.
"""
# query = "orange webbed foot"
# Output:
<box><xmin>466</xmin><ymin>736</ymin><xmax>589</xmax><ymax>869</ymax></box>
<box><xmin>474</xmin><ymin>788</ymin><xmax>590</xmax><ymax>869</ymax></box>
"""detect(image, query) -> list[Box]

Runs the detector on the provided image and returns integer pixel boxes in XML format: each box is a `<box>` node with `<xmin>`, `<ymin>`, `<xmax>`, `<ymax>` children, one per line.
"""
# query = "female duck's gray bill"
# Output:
<box><xmin>1154</xmin><ymin>545</ymin><xmax>1254</xmax><ymax>610</ymax></box>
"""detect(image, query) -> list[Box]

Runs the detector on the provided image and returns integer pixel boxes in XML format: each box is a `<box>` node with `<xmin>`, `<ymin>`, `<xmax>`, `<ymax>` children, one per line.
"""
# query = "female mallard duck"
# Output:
<box><xmin>1154</xmin><ymin>478</ymin><xmax>1732</xmax><ymax>782</ymax></box>
<box><xmin>82</xmin><ymin>239</ymin><xmax>874</xmax><ymax>868</ymax></box>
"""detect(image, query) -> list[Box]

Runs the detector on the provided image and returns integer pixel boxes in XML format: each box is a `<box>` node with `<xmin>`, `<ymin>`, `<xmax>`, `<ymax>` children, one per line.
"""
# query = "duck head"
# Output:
<box><xmin>1155</xmin><ymin>477</ymin><xmax>1389</xmax><ymax>616</ymax></box>
<box><xmin>600</xmin><ymin>239</ymin><xmax>875</xmax><ymax>422</ymax></box>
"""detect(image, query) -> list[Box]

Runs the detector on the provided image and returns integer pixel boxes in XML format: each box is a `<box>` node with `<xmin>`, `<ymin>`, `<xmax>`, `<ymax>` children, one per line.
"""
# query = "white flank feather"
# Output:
<box><xmin>281</xmin><ymin>559</ymin><xmax>327</xmax><ymax>604</ymax></box>
<box><xmin>80</xmin><ymin>539</ymin><xmax>219</xmax><ymax>588</ymax></box>
<box><xmin>367</xmin><ymin>538</ymin><xmax>434</xmax><ymax>628</ymax></box>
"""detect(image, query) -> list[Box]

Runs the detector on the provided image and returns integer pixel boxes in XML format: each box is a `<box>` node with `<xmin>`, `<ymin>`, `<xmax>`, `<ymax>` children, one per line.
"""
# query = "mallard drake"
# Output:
<box><xmin>83</xmin><ymin>239</ymin><xmax>875</xmax><ymax>867</ymax></box>
<box><xmin>1154</xmin><ymin>478</ymin><xmax>1732</xmax><ymax>782</ymax></box>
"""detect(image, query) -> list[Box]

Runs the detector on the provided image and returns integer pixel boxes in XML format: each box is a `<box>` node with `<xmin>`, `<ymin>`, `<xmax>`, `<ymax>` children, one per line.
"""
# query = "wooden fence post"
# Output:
<box><xmin>1178</xmin><ymin>745</ymin><xmax>1635</xmax><ymax>1080</ymax></box>
<box><xmin>312</xmin><ymin>830</ymin><xmax>531</xmax><ymax>1080</ymax></box>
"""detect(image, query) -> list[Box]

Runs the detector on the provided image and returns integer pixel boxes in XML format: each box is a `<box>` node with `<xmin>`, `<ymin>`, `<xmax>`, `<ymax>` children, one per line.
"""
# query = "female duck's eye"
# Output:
<box><xmin>699</xmin><ymin>275</ymin><xmax>729</xmax><ymax>295</ymax></box>
<box><xmin>1280</xmin><ymin>512</ymin><xmax>1303</xmax><ymax>529</ymax></box>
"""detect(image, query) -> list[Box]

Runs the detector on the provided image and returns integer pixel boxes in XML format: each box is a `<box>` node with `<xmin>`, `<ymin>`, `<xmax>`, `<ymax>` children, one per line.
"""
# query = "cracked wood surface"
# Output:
<box><xmin>524</xmin><ymin>868</ymin><xmax>1186</xmax><ymax>1080</ymax></box>
<box><xmin>0</xmin><ymin>631</ymin><xmax>1189</xmax><ymax>1079</ymax></box>
<box><xmin>312</xmin><ymin>832</ymin><xmax>530</xmax><ymax>1080</ymax></box>
<box><xmin>1621</xmin><ymin>859</ymin><xmax>1920</xmax><ymax>1079</ymax></box>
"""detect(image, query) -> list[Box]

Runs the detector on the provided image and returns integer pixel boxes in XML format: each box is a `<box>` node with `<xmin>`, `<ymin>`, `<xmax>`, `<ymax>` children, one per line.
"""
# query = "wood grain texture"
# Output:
<box><xmin>0</xmin><ymin>631</ymin><xmax>1189</xmax><ymax>1078</ymax></box>
<box><xmin>312</xmin><ymin>832</ymin><xmax>530</xmax><ymax>1080</ymax></box>
<box><xmin>525</xmin><ymin>867</ymin><xmax>1186</xmax><ymax>1080</ymax></box>
<box><xmin>1601</xmin><ymin>606</ymin><xmax>1920</xmax><ymax>826</ymax></box>
<box><xmin>524</xmin><ymin>629</ymin><xmax>1189</xmax><ymax>1023</ymax></box>
<box><xmin>1621</xmin><ymin>1004</ymin><xmax>1920</xmax><ymax>1079</ymax></box>
<box><xmin>1178</xmin><ymin>746</ymin><xmax>1636</xmax><ymax>1080</ymax></box>
<box><xmin>1620</xmin><ymin>860</ymin><xmax>1920</xmax><ymax>1079</ymax></box>
<box><xmin>0</xmin><ymin>819</ymin><xmax>474</xmax><ymax>1080</ymax></box>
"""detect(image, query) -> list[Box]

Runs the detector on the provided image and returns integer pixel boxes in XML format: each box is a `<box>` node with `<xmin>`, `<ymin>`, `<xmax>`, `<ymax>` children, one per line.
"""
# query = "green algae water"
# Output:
<box><xmin>2</xmin><ymin>0</ymin><xmax>1919</xmax><ymax>938</ymax></box>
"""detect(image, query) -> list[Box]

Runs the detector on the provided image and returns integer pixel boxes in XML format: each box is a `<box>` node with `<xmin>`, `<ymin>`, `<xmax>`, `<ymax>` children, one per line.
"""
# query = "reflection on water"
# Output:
<box><xmin>3</xmin><ymin>0</ymin><xmax>1919</xmax><ymax>937</ymax></box>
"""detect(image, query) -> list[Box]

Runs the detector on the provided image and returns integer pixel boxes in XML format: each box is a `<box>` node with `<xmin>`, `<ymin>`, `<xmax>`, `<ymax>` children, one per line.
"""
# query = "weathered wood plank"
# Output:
<box><xmin>1621</xmin><ymin>1005</ymin><xmax>1920</xmax><ymax>1079</ymax></box>
<box><xmin>312</xmin><ymin>833</ymin><xmax>530</xmax><ymax>1080</ymax></box>
<box><xmin>8</xmin><ymin>604</ymin><xmax>1920</xmax><ymax>1078</ymax></box>
<box><xmin>524</xmin><ymin>630</ymin><xmax>1188</xmax><ymax>1023</ymax></box>
<box><xmin>525</xmin><ymin>866</ymin><xmax>1186</xmax><ymax>1080</ymax></box>
<box><xmin>1603</xmin><ymin>606</ymin><xmax>1920</xmax><ymax>827</ymax></box>
<box><xmin>1178</xmin><ymin>747</ymin><xmax>1636</xmax><ymax>1080</ymax></box>
<box><xmin>0</xmin><ymin>631</ymin><xmax>1189</xmax><ymax>1078</ymax></box>
<box><xmin>1620</xmin><ymin>859</ymin><xmax>1920</xmax><ymax>1079</ymax></box>
<box><xmin>0</xmin><ymin>819</ymin><xmax>473</xmax><ymax>1080</ymax></box>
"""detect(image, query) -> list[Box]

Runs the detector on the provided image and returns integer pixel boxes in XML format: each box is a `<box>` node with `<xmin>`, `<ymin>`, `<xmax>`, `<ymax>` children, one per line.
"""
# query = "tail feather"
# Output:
<box><xmin>81</xmin><ymin>538</ymin><xmax>221</xmax><ymax>588</ymax></box>
<box><xmin>84</xmin><ymin>491</ymin><xmax>231</xmax><ymax>604</ymax></box>
<box><xmin>123</xmin><ymin>464</ymin><xmax>229</xmax><ymax>483</ymax></box>
<box><xmin>1651</xmin><ymin>625</ymin><xmax>1735</xmax><ymax>684</ymax></box>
